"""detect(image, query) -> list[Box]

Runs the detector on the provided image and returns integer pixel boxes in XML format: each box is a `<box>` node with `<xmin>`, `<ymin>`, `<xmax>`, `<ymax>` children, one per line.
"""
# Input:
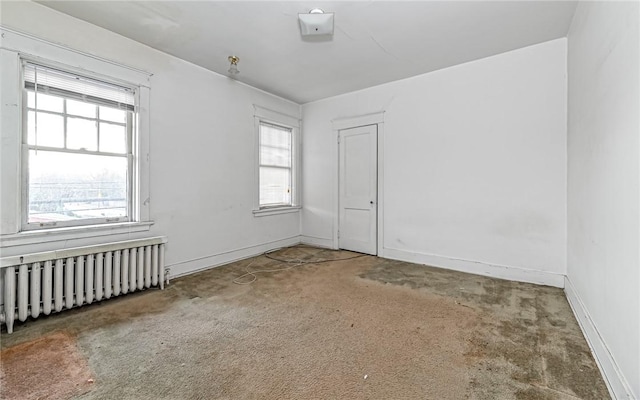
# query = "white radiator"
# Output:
<box><xmin>0</xmin><ymin>237</ymin><xmax>168</xmax><ymax>334</ymax></box>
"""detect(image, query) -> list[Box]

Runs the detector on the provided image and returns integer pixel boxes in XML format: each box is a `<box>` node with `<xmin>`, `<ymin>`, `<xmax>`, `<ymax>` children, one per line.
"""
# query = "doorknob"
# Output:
<box><xmin>370</xmin><ymin>201</ymin><xmax>374</xmax><ymax>205</ymax></box>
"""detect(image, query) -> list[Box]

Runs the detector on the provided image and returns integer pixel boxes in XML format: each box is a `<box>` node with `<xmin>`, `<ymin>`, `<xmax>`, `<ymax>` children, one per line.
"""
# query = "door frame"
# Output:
<box><xmin>332</xmin><ymin>112</ymin><xmax>385</xmax><ymax>257</ymax></box>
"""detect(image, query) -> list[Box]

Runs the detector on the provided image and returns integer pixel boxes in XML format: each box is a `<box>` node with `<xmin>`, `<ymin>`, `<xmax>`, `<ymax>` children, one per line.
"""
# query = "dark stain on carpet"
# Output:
<box><xmin>1</xmin><ymin>331</ymin><xmax>94</xmax><ymax>400</ymax></box>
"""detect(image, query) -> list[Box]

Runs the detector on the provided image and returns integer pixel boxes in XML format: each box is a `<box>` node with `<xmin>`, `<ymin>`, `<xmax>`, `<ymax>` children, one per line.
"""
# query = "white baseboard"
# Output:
<box><xmin>564</xmin><ymin>277</ymin><xmax>635</xmax><ymax>400</ymax></box>
<box><xmin>381</xmin><ymin>247</ymin><xmax>565</xmax><ymax>288</ymax></box>
<box><xmin>299</xmin><ymin>235</ymin><xmax>335</xmax><ymax>249</ymax></box>
<box><xmin>167</xmin><ymin>236</ymin><xmax>301</xmax><ymax>279</ymax></box>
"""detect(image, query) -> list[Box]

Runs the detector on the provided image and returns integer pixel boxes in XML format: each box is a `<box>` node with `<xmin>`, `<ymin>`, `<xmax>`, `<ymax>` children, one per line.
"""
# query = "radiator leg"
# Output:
<box><xmin>4</xmin><ymin>267</ymin><xmax>15</xmax><ymax>334</ymax></box>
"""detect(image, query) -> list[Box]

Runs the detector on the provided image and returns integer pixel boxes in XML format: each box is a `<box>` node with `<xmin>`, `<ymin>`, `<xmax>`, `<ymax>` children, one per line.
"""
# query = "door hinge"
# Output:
<box><xmin>337</xmin><ymin>135</ymin><xmax>340</xmax><ymax>144</ymax></box>
<box><xmin>337</xmin><ymin>230</ymin><xmax>340</xmax><ymax>239</ymax></box>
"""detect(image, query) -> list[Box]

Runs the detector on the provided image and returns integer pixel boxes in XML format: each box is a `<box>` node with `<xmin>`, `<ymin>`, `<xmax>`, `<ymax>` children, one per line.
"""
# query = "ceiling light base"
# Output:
<box><xmin>228</xmin><ymin>55</ymin><xmax>240</xmax><ymax>75</ymax></box>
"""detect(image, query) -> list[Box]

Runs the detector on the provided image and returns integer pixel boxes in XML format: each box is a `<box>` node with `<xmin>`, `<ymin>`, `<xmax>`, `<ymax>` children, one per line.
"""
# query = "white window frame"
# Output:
<box><xmin>0</xmin><ymin>28</ymin><xmax>152</xmax><ymax>247</ymax></box>
<box><xmin>253</xmin><ymin>105</ymin><xmax>301</xmax><ymax>217</ymax></box>
<box><xmin>20</xmin><ymin>60</ymin><xmax>137</xmax><ymax>231</ymax></box>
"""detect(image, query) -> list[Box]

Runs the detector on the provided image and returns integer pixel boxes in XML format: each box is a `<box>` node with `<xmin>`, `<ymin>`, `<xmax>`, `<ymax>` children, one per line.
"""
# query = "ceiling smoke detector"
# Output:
<box><xmin>298</xmin><ymin>8</ymin><xmax>334</xmax><ymax>36</ymax></box>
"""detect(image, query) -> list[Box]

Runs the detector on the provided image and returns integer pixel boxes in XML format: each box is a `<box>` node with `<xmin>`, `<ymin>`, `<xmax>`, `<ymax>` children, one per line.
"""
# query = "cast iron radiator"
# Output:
<box><xmin>0</xmin><ymin>236</ymin><xmax>168</xmax><ymax>333</ymax></box>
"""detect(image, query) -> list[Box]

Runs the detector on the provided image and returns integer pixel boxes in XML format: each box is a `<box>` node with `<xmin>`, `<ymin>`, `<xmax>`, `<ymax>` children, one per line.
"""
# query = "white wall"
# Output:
<box><xmin>567</xmin><ymin>2</ymin><xmax>639</xmax><ymax>398</ymax></box>
<box><xmin>302</xmin><ymin>39</ymin><xmax>567</xmax><ymax>287</ymax></box>
<box><xmin>0</xmin><ymin>1</ymin><xmax>301</xmax><ymax>277</ymax></box>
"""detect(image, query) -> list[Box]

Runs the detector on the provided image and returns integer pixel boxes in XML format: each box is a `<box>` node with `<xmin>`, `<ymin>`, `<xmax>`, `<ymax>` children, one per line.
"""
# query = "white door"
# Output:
<box><xmin>339</xmin><ymin>124</ymin><xmax>377</xmax><ymax>255</ymax></box>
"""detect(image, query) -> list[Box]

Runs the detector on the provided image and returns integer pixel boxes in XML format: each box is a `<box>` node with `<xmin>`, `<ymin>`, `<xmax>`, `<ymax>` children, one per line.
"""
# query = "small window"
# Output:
<box><xmin>259</xmin><ymin>122</ymin><xmax>294</xmax><ymax>207</ymax></box>
<box><xmin>22</xmin><ymin>62</ymin><xmax>136</xmax><ymax>230</ymax></box>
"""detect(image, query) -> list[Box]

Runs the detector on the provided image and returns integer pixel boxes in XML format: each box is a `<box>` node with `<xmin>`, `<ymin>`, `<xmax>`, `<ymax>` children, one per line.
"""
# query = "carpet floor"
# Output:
<box><xmin>0</xmin><ymin>245</ymin><xmax>609</xmax><ymax>399</ymax></box>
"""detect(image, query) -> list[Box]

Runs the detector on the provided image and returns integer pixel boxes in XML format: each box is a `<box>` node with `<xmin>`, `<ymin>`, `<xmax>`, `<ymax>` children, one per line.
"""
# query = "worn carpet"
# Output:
<box><xmin>1</xmin><ymin>331</ymin><xmax>93</xmax><ymax>400</ymax></box>
<box><xmin>0</xmin><ymin>246</ymin><xmax>609</xmax><ymax>399</ymax></box>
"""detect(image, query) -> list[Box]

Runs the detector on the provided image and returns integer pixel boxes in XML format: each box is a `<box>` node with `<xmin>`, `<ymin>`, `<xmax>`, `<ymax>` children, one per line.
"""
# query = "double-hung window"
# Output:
<box><xmin>22</xmin><ymin>62</ymin><xmax>136</xmax><ymax>230</ymax></box>
<box><xmin>259</xmin><ymin>122</ymin><xmax>294</xmax><ymax>207</ymax></box>
<box><xmin>253</xmin><ymin>106</ymin><xmax>300</xmax><ymax>214</ymax></box>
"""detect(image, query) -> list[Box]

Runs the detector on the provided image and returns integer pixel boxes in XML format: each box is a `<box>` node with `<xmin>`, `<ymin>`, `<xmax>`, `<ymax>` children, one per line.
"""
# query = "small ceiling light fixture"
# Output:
<box><xmin>228</xmin><ymin>55</ymin><xmax>240</xmax><ymax>75</ymax></box>
<box><xmin>299</xmin><ymin>8</ymin><xmax>334</xmax><ymax>36</ymax></box>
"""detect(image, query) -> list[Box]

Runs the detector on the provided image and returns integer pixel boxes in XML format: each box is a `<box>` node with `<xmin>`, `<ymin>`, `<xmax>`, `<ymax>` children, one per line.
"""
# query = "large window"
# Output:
<box><xmin>259</xmin><ymin>122</ymin><xmax>293</xmax><ymax>207</ymax></box>
<box><xmin>22</xmin><ymin>62</ymin><xmax>136</xmax><ymax>230</ymax></box>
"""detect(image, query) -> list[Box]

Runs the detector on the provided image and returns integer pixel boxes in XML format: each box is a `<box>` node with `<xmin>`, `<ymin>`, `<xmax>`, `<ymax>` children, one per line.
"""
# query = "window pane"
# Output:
<box><xmin>99</xmin><ymin>122</ymin><xmax>126</xmax><ymax>154</ymax></box>
<box><xmin>260</xmin><ymin>166</ymin><xmax>291</xmax><ymax>206</ymax></box>
<box><xmin>67</xmin><ymin>99</ymin><xmax>96</xmax><ymax>118</ymax></box>
<box><xmin>28</xmin><ymin>91</ymin><xmax>63</xmax><ymax>113</ymax></box>
<box><xmin>260</xmin><ymin>124</ymin><xmax>291</xmax><ymax>167</ymax></box>
<box><xmin>28</xmin><ymin>150</ymin><xmax>128</xmax><ymax>223</ymax></box>
<box><xmin>27</xmin><ymin>111</ymin><xmax>64</xmax><ymax>147</ymax></box>
<box><xmin>67</xmin><ymin>117</ymin><xmax>98</xmax><ymax>151</ymax></box>
<box><xmin>99</xmin><ymin>106</ymin><xmax>126</xmax><ymax>123</ymax></box>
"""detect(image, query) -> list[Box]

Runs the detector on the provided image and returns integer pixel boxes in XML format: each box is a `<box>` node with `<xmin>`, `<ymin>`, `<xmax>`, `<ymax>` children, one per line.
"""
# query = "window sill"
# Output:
<box><xmin>253</xmin><ymin>206</ymin><xmax>301</xmax><ymax>217</ymax></box>
<box><xmin>0</xmin><ymin>221</ymin><xmax>154</xmax><ymax>248</ymax></box>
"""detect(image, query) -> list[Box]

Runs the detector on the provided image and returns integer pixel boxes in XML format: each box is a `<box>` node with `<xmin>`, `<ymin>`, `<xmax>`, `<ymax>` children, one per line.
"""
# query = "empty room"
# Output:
<box><xmin>0</xmin><ymin>1</ymin><xmax>638</xmax><ymax>399</ymax></box>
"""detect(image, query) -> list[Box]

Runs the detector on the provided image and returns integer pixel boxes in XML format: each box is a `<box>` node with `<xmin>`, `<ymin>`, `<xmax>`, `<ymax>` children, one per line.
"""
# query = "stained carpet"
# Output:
<box><xmin>0</xmin><ymin>246</ymin><xmax>609</xmax><ymax>399</ymax></box>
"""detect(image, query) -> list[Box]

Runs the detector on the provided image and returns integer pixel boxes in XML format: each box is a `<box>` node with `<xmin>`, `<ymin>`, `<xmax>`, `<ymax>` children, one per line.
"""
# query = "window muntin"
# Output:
<box><xmin>259</xmin><ymin>122</ymin><xmax>294</xmax><ymax>208</ymax></box>
<box><xmin>22</xmin><ymin>62</ymin><xmax>136</xmax><ymax>229</ymax></box>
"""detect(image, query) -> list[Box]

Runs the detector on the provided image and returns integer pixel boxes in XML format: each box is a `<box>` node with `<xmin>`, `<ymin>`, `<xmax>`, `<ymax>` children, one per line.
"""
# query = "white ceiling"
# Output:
<box><xmin>37</xmin><ymin>1</ymin><xmax>578</xmax><ymax>104</ymax></box>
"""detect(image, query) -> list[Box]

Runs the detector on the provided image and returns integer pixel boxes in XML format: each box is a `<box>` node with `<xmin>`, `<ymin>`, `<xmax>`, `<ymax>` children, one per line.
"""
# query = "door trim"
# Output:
<box><xmin>331</xmin><ymin>111</ymin><xmax>385</xmax><ymax>256</ymax></box>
